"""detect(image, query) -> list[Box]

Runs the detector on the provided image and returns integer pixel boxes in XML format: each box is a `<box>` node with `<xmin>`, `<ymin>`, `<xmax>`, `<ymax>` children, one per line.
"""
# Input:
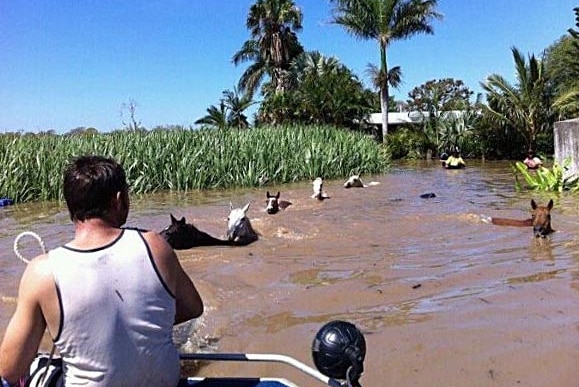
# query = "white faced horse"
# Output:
<box><xmin>343</xmin><ymin>175</ymin><xmax>365</xmax><ymax>188</ymax></box>
<box><xmin>265</xmin><ymin>191</ymin><xmax>292</xmax><ymax>214</ymax></box>
<box><xmin>343</xmin><ymin>175</ymin><xmax>381</xmax><ymax>189</ymax></box>
<box><xmin>311</xmin><ymin>177</ymin><xmax>330</xmax><ymax>201</ymax></box>
<box><xmin>227</xmin><ymin>202</ymin><xmax>258</xmax><ymax>245</ymax></box>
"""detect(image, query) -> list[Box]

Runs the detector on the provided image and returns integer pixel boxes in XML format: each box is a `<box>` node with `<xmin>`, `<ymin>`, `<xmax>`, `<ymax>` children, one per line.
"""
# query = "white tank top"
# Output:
<box><xmin>49</xmin><ymin>229</ymin><xmax>179</xmax><ymax>387</ymax></box>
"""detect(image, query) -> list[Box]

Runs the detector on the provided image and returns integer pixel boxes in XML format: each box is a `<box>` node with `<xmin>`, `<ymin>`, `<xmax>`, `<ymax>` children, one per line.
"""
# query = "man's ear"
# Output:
<box><xmin>115</xmin><ymin>190</ymin><xmax>130</xmax><ymax>209</ymax></box>
<box><xmin>116</xmin><ymin>191</ymin><xmax>123</xmax><ymax>202</ymax></box>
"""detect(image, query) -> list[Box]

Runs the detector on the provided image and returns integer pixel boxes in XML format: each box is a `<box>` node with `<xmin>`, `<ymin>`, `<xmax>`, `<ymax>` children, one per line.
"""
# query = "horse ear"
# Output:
<box><xmin>230</xmin><ymin>201</ymin><xmax>234</xmax><ymax>210</ymax></box>
<box><xmin>242</xmin><ymin>202</ymin><xmax>251</xmax><ymax>213</ymax></box>
<box><xmin>547</xmin><ymin>199</ymin><xmax>554</xmax><ymax>210</ymax></box>
<box><xmin>531</xmin><ymin>199</ymin><xmax>537</xmax><ymax>210</ymax></box>
<box><xmin>266</xmin><ymin>191</ymin><xmax>271</xmax><ymax>198</ymax></box>
<box><xmin>276</xmin><ymin>191</ymin><xmax>280</xmax><ymax>199</ymax></box>
<box><xmin>170</xmin><ymin>214</ymin><xmax>178</xmax><ymax>224</ymax></box>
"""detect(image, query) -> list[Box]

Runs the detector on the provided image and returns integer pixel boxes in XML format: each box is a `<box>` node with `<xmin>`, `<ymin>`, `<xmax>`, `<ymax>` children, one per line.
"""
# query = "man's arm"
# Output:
<box><xmin>144</xmin><ymin>231</ymin><xmax>204</xmax><ymax>325</ymax></box>
<box><xmin>172</xmin><ymin>257</ymin><xmax>204</xmax><ymax>324</ymax></box>
<box><xmin>0</xmin><ymin>259</ymin><xmax>48</xmax><ymax>384</ymax></box>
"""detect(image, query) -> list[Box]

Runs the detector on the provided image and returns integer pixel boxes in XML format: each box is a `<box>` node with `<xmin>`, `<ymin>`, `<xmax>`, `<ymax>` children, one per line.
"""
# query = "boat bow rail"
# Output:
<box><xmin>179</xmin><ymin>320</ymin><xmax>366</xmax><ymax>387</ymax></box>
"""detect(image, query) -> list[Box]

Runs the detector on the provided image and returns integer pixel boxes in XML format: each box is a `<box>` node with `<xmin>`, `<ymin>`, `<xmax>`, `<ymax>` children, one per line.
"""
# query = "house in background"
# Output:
<box><xmin>366</xmin><ymin>111</ymin><xmax>423</xmax><ymax>129</ymax></box>
<box><xmin>365</xmin><ymin>110</ymin><xmax>465</xmax><ymax>131</ymax></box>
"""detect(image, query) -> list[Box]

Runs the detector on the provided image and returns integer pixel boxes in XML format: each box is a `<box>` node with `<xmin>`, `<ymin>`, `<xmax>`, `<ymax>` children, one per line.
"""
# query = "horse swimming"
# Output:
<box><xmin>490</xmin><ymin>199</ymin><xmax>554</xmax><ymax>238</ymax></box>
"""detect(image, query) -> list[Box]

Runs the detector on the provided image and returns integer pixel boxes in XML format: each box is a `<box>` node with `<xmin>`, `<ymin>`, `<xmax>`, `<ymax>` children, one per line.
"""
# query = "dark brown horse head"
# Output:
<box><xmin>265</xmin><ymin>191</ymin><xmax>280</xmax><ymax>214</ymax></box>
<box><xmin>160</xmin><ymin>214</ymin><xmax>230</xmax><ymax>249</ymax></box>
<box><xmin>531</xmin><ymin>199</ymin><xmax>554</xmax><ymax>238</ymax></box>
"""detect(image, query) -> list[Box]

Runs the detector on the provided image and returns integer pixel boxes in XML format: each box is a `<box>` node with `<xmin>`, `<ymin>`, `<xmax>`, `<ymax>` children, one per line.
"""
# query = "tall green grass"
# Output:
<box><xmin>0</xmin><ymin>125</ymin><xmax>390</xmax><ymax>203</ymax></box>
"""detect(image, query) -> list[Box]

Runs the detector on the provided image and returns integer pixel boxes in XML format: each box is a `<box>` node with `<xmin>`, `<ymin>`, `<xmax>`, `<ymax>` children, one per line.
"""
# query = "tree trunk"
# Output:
<box><xmin>379</xmin><ymin>43</ymin><xmax>389</xmax><ymax>143</ymax></box>
<box><xmin>380</xmin><ymin>86</ymin><xmax>389</xmax><ymax>143</ymax></box>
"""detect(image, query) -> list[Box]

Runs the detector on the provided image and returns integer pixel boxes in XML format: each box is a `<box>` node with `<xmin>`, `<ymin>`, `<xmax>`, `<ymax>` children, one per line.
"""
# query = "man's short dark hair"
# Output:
<box><xmin>63</xmin><ymin>155</ymin><xmax>128</xmax><ymax>221</ymax></box>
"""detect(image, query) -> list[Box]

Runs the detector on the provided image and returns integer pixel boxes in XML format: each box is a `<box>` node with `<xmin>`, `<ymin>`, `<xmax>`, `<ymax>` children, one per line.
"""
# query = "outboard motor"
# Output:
<box><xmin>312</xmin><ymin>320</ymin><xmax>366</xmax><ymax>387</ymax></box>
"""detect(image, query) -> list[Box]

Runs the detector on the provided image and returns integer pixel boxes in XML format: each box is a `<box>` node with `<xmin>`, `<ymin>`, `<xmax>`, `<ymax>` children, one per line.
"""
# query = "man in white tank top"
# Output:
<box><xmin>0</xmin><ymin>155</ymin><xmax>204</xmax><ymax>386</ymax></box>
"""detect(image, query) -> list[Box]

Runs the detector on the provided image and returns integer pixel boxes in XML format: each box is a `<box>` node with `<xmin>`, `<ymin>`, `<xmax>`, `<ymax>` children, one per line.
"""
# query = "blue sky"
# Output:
<box><xmin>0</xmin><ymin>1</ymin><xmax>577</xmax><ymax>133</ymax></box>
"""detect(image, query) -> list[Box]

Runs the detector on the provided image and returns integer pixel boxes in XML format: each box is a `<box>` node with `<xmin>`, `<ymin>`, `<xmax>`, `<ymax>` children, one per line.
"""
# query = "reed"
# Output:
<box><xmin>0</xmin><ymin>125</ymin><xmax>390</xmax><ymax>203</ymax></box>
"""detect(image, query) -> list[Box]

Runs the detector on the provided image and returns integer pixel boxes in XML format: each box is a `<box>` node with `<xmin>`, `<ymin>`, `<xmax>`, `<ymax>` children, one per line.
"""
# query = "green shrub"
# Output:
<box><xmin>387</xmin><ymin>128</ymin><xmax>426</xmax><ymax>160</ymax></box>
<box><xmin>512</xmin><ymin>158</ymin><xmax>578</xmax><ymax>192</ymax></box>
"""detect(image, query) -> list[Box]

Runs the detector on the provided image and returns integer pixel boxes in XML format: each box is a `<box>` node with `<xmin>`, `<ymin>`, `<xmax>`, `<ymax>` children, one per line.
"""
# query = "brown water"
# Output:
<box><xmin>1</xmin><ymin>160</ymin><xmax>579</xmax><ymax>386</ymax></box>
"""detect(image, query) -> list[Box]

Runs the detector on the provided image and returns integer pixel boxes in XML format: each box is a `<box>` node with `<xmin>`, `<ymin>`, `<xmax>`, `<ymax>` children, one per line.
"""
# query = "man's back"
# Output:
<box><xmin>50</xmin><ymin>228</ymin><xmax>179</xmax><ymax>386</ymax></box>
<box><xmin>0</xmin><ymin>156</ymin><xmax>203</xmax><ymax>386</ymax></box>
<box><xmin>445</xmin><ymin>155</ymin><xmax>465</xmax><ymax>168</ymax></box>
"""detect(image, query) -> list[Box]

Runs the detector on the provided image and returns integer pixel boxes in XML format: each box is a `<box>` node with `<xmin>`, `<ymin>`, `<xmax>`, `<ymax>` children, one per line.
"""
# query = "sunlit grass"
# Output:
<box><xmin>0</xmin><ymin>125</ymin><xmax>390</xmax><ymax>203</ymax></box>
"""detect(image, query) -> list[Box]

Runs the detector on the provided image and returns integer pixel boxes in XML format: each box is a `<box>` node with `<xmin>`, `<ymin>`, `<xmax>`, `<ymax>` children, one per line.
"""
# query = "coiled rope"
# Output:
<box><xmin>13</xmin><ymin>231</ymin><xmax>46</xmax><ymax>264</ymax></box>
<box><xmin>13</xmin><ymin>231</ymin><xmax>55</xmax><ymax>386</ymax></box>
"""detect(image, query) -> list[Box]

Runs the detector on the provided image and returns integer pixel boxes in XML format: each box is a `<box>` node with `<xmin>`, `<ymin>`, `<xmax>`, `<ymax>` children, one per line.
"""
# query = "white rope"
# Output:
<box><xmin>13</xmin><ymin>231</ymin><xmax>46</xmax><ymax>264</ymax></box>
<box><xmin>12</xmin><ymin>231</ymin><xmax>55</xmax><ymax>385</ymax></box>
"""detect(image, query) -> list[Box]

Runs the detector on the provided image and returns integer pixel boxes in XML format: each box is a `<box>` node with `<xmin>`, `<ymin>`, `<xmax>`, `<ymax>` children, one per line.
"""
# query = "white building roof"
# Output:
<box><xmin>367</xmin><ymin>111</ymin><xmax>465</xmax><ymax>125</ymax></box>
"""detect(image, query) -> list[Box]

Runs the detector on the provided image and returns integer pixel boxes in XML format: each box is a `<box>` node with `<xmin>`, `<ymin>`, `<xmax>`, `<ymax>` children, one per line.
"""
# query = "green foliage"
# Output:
<box><xmin>386</xmin><ymin>127</ymin><xmax>426</xmax><ymax>160</ymax></box>
<box><xmin>481</xmin><ymin>47</ymin><xmax>554</xmax><ymax>153</ymax></box>
<box><xmin>406</xmin><ymin>78</ymin><xmax>474</xmax><ymax>112</ymax></box>
<box><xmin>196</xmin><ymin>88</ymin><xmax>254</xmax><ymax>129</ymax></box>
<box><xmin>259</xmin><ymin>51</ymin><xmax>375</xmax><ymax>127</ymax></box>
<box><xmin>545</xmin><ymin>7</ymin><xmax>579</xmax><ymax>118</ymax></box>
<box><xmin>437</xmin><ymin>110</ymin><xmax>480</xmax><ymax>154</ymax></box>
<box><xmin>512</xmin><ymin>159</ymin><xmax>577</xmax><ymax>192</ymax></box>
<box><xmin>0</xmin><ymin>126</ymin><xmax>390</xmax><ymax>203</ymax></box>
<box><xmin>330</xmin><ymin>0</ymin><xmax>443</xmax><ymax>140</ymax></box>
<box><xmin>194</xmin><ymin>101</ymin><xmax>229</xmax><ymax>129</ymax></box>
<box><xmin>233</xmin><ymin>0</ymin><xmax>304</xmax><ymax>95</ymax></box>
<box><xmin>473</xmin><ymin>110</ymin><xmax>527</xmax><ymax>159</ymax></box>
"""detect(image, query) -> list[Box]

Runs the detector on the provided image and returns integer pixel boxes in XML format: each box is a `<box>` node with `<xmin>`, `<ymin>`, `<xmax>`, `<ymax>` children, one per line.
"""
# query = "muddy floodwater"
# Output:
<box><xmin>1</xmin><ymin>160</ymin><xmax>579</xmax><ymax>386</ymax></box>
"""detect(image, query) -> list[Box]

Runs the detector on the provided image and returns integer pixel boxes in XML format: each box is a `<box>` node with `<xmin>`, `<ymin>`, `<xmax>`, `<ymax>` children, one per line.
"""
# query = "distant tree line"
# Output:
<box><xmin>192</xmin><ymin>1</ymin><xmax>579</xmax><ymax>161</ymax></box>
<box><xmin>12</xmin><ymin>2</ymin><xmax>578</xmax><ymax>163</ymax></box>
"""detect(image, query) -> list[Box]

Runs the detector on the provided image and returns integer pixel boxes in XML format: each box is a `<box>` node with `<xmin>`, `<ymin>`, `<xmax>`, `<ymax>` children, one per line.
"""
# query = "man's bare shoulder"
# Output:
<box><xmin>26</xmin><ymin>253</ymin><xmax>52</xmax><ymax>276</ymax></box>
<box><xmin>141</xmin><ymin>229</ymin><xmax>170</xmax><ymax>248</ymax></box>
<box><xmin>18</xmin><ymin>253</ymin><xmax>54</xmax><ymax>298</ymax></box>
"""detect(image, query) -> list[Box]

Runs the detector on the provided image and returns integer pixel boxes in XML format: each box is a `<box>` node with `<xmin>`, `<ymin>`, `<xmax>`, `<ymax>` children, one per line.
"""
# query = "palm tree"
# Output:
<box><xmin>289</xmin><ymin>51</ymin><xmax>342</xmax><ymax>84</ymax></box>
<box><xmin>552</xmin><ymin>7</ymin><xmax>579</xmax><ymax>117</ymax></box>
<box><xmin>481</xmin><ymin>47</ymin><xmax>553</xmax><ymax>153</ymax></box>
<box><xmin>222</xmin><ymin>88</ymin><xmax>255</xmax><ymax>129</ymax></box>
<box><xmin>258</xmin><ymin>50</ymin><xmax>376</xmax><ymax>126</ymax></box>
<box><xmin>438</xmin><ymin>110</ymin><xmax>479</xmax><ymax>154</ymax></box>
<box><xmin>195</xmin><ymin>88</ymin><xmax>255</xmax><ymax>129</ymax></box>
<box><xmin>330</xmin><ymin>0</ymin><xmax>442</xmax><ymax>142</ymax></box>
<box><xmin>232</xmin><ymin>0</ymin><xmax>304</xmax><ymax>96</ymax></box>
<box><xmin>194</xmin><ymin>102</ymin><xmax>228</xmax><ymax>129</ymax></box>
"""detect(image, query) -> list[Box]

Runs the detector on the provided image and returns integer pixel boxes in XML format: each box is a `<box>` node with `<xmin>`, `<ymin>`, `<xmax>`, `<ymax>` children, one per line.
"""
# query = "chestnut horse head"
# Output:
<box><xmin>531</xmin><ymin>199</ymin><xmax>553</xmax><ymax>238</ymax></box>
<box><xmin>489</xmin><ymin>199</ymin><xmax>554</xmax><ymax>238</ymax></box>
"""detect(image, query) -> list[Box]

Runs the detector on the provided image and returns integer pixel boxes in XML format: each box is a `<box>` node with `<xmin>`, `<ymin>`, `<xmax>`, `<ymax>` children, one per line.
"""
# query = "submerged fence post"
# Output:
<box><xmin>553</xmin><ymin>118</ymin><xmax>579</xmax><ymax>181</ymax></box>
